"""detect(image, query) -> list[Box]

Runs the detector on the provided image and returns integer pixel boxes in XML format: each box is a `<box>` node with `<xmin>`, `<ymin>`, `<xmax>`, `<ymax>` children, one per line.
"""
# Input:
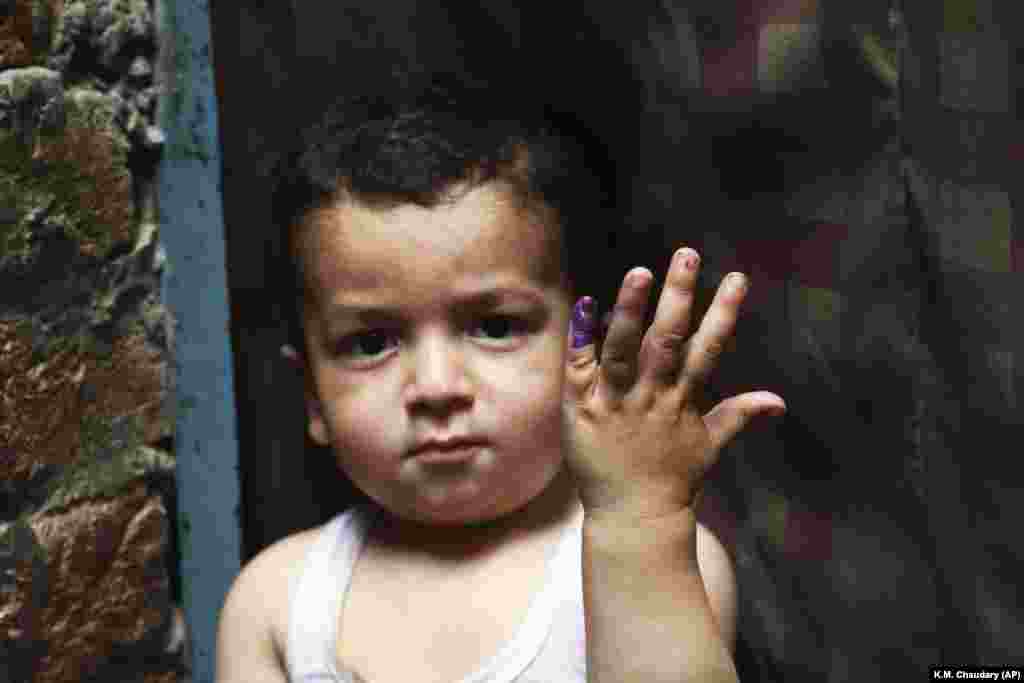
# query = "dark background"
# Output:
<box><xmin>207</xmin><ymin>2</ymin><xmax>1023</xmax><ymax>680</ymax></box>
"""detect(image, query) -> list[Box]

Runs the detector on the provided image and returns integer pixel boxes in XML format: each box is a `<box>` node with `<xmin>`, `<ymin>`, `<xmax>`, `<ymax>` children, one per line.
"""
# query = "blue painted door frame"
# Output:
<box><xmin>156</xmin><ymin>1</ymin><xmax>241</xmax><ymax>682</ymax></box>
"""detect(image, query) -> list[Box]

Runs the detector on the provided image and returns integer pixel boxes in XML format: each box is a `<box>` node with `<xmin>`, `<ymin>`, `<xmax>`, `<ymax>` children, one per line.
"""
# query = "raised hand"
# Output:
<box><xmin>562</xmin><ymin>247</ymin><xmax>786</xmax><ymax>523</ymax></box>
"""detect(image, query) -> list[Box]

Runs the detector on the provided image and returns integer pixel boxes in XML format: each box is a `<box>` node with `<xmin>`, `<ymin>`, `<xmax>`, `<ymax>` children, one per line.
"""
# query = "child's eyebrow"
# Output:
<box><xmin>325</xmin><ymin>287</ymin><xmax>547</xmax><ymax>322</ymax></box>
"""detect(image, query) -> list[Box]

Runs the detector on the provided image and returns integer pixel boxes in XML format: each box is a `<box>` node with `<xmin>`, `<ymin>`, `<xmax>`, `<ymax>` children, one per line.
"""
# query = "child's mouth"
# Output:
<box><xmin>413</xmin><ymin>444</ymin><xmax>485</xmax><ymax>466</ymax></box>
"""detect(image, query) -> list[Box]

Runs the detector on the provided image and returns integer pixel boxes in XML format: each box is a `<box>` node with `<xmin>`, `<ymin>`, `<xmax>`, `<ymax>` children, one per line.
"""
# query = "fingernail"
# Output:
<box><xmin>676</xmin><ymin>248</ymin><xmax>699</xmax><ymax>270</ymax></box>
<box><xmin>571</xmin><ymin>297</ymin><xmax>598</xmax><ymax>349</ymax></box>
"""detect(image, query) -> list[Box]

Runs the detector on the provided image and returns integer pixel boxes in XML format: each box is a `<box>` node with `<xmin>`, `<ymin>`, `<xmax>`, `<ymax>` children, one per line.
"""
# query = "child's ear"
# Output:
<box><xmin>305</xmin><ymin>398</ymin><xmax>329</xmax><ymax>447</ymax></box>
<box><xmin>280</xmin><ymin>344</ymin><xmax>330</xmax><ymax>447</ymax></box>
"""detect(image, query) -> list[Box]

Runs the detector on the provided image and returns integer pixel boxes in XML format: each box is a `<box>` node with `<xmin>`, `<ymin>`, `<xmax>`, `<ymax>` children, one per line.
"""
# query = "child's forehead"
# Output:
<box><xmin>301</xmin><ymin>182</ymin><xmax>563</xmax><ymax>292</ymax></box>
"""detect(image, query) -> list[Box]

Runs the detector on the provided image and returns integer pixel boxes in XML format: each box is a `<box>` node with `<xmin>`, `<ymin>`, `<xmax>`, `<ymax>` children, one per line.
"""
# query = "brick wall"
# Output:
<box><xmin>0</xmin><ymin>0</ymin><xmax>188</xmax><ymax>681</ymax></box>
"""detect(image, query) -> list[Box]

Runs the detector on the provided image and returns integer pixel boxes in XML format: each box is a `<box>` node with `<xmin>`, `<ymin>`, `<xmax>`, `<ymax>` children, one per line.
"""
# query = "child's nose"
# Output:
<box><xmin>404</xmin><ymin>335</ymin><xmax>474</xmax><ymax>409</ymax></box>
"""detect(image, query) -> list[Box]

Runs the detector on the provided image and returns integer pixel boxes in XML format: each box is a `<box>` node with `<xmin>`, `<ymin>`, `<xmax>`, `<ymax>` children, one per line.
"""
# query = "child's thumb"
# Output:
<box><xmin>565</xmin><ymin>297</ymin><xmax>600</xmax><ymax>396</ymax></box>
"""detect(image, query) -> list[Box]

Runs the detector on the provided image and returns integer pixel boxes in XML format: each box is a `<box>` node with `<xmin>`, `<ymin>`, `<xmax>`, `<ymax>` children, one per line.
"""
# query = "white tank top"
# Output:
<box><xmin>285</xmin><ymin>502</ymin><xmax>588</xmax><ymax>682</ymax></box>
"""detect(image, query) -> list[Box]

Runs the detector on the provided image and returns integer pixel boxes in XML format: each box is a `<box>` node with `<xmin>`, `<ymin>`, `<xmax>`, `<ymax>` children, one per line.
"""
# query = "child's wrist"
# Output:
<box><xmin>582</xmin><ymin>503</ymin><xmax>700</xmax><ymax>560</ymax></box>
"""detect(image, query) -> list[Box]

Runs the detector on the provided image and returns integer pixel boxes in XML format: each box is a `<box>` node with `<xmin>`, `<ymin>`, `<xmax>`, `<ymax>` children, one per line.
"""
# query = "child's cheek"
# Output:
<box><xmin>494</xmin><ymin>347</ymin><xmax>565</xmax><ymax>458</ymax></box>
<box><xmin>324</xmin><ymin>393</ymin><xmax>405</xmax><ymax>471</ymax></box>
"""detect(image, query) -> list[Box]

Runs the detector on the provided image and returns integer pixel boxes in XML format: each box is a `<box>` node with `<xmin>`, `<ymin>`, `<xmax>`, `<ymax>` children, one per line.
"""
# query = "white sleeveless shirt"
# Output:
<box><xmin>285</xmin><ymin>502</ymin><xmax>588</xmax><ymax>682</ymax></box>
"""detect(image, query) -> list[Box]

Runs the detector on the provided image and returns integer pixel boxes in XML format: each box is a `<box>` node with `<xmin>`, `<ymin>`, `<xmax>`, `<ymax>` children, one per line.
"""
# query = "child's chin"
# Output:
<box><xmin>408</xmin><ymin>491</ymin><xmax>529</xmax><ymax>527</ymax></box>
<box><xmin>417</xmin><ymin>499</ymin><xmax>516</xmax><ymax>526</ymax></box>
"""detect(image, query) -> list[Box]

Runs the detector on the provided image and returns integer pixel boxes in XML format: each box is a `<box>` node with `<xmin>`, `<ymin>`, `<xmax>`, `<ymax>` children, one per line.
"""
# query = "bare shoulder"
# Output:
<box><xmin>256</xmin><ymin>526</ymin><xmax>326</xmax><ymax>663</ymax></box>
<box><xmin>219</xmin><ymin>524</ymin><xmax>325</xmax><ymax>674</ymax></box>
<box><xmin>695</xmin><ymin>522</ymin><xmax>732</xmax><ymax>578</ymax></box>
<box><xmin>696</xmin><ymin>522</ymin><xmax>737</xmax><ymax>649</ymax></box>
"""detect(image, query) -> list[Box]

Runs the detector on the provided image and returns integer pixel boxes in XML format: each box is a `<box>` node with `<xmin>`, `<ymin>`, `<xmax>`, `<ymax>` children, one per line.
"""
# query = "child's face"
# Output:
<box><xmin>292</xmin><ymin>181</ymin><xmax>574</xmax><ymax>525</ymax></box>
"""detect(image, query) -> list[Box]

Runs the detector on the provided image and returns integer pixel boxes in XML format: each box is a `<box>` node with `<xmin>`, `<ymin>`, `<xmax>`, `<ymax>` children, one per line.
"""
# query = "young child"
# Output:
<box><xmin>216</xmin><ymin>72</ymin><xmax>786</xmax><ymax>683</ymax></box>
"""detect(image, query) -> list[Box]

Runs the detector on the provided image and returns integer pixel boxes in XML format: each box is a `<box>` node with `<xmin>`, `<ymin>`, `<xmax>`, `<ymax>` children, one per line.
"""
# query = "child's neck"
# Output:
<box><xmin>370</xmin><ymin>466</ymin><xmax>581</xmax><ymax>568</ymax></box>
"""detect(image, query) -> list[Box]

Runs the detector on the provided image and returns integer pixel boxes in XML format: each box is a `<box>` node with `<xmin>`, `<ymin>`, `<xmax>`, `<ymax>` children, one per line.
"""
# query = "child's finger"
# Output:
<box><xmin>597</xmin><ymin>268</ymin><xmax>652</xmax><ymax>400</ymax></box>
<box><xmin>565</xmin><ymin>296</ymin><xmax>599</xmax><ymax>398</ymax></box>
<box><xmin>678</xmin><ymin>273</ymin><xmax>746</xmax><ymax>396</ymax></box>
<box><xmin>703</xmin><ymin>391</ymin><xmax>786</xmax><ymax>453</ymax></box>
<box><xmin>637</xmin><ymin>247</ymin><xmax>700</xmax><ymax>388</ymax></box>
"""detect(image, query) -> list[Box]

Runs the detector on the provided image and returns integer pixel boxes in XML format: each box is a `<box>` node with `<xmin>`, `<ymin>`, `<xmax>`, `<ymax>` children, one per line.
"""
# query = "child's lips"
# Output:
<box><xmin>412</xmin><ymin>444</ymin><xmax>485</xmax><ymax>466</ymax></box>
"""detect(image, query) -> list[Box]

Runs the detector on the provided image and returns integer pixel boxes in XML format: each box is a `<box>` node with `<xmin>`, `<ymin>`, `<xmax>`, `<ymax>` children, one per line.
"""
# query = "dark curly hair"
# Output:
<box><xmin>267</xmin><ymin>69</ymin><xmax>624</xmax><ymax>361</ymax></box>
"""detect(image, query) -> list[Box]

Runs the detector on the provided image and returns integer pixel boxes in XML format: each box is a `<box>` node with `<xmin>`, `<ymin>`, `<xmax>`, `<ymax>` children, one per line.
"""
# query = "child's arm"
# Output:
<box><xmin>580</xmin><ymin>509</ymin><xmax>735</xmax><ymax>683</ymax></box>
<box><xmin>563</xmin><ymin>249</ymin><xmax>783</xmax><ymax>682</ymax></box>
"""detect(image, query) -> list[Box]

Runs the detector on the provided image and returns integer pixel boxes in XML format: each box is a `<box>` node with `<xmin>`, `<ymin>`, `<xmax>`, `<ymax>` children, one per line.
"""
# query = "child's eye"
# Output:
<box><xmin>471</xmin><ymin>315</ymin><xmax>529</xmax><ymax>341</ymax></box>
<box><xmin>335</xmin><ymin>330</ymin><xmax>399</xmax><ymax>359</ymax></box>
<box><xmin>335</xmin><ymin>316</ymin><xmax>530</xmax><ymax>360</ymax></box>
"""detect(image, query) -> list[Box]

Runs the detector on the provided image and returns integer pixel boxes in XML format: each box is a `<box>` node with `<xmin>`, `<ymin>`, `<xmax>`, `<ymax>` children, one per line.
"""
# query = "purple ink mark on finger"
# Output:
<box><xmin>571</xmin><ymin>297</ymin><xmax>597</xmax><ymax>349</ymax></box>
